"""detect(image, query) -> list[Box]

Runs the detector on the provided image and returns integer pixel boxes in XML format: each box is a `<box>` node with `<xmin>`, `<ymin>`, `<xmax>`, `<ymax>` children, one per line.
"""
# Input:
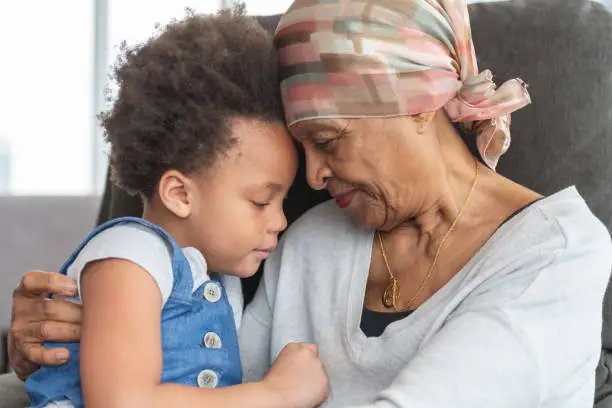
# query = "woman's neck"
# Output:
<box><xmin>386</xmin><ymin>157</ymin><xmax>539</xmax><ymax>270</ymax></box>
<box><xmin>394</xmin><ymin>116</ymin><xmax>480</xmax><ymax>255</ymax></box>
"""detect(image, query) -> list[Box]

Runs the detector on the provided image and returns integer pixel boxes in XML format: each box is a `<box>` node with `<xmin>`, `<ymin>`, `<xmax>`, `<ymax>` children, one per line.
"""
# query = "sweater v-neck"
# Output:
<box><xmin>343</xmin><ymin>193</ymin><xmax>548</xmax><ymax>361</ymax></box>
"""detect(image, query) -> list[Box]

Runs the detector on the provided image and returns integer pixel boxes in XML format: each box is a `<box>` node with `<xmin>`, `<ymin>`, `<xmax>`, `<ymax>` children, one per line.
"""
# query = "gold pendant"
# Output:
<box><xmin>382</xmin><ymin>278</ymin><xmax>399</xmax><ymax>309</ymax></box>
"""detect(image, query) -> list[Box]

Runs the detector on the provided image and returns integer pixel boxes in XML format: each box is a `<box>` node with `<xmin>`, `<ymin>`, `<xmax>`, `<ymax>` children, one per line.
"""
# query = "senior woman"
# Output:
<box><xmin>6</xmin><ymin>0</ymin><xmax>612</xmax><ymax>407</ymax></box>
<box><xmin>243</xmin><ymin>0</ymin><xmax>612</xmax><ymax>406</ymax></box>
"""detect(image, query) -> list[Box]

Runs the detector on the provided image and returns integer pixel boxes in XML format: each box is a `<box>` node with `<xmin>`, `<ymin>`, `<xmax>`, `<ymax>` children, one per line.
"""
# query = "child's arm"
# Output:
<box><xmin>80</xmin><ymin>258</ymin><xmax>328</xmax><ymax>408</ymax></box>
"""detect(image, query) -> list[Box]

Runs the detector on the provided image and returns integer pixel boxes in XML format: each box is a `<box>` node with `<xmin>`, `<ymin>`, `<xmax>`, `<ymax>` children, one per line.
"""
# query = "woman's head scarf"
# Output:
<box><xmin>274</xmin><ymin>0</ymin><xmax>531</xmax><ymax>169</ymax></box>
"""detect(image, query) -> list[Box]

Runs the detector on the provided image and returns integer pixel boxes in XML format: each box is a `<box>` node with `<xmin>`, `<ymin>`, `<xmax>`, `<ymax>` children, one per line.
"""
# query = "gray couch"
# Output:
<box><xmin>2</xmin><ymin>0</ymin><xmax>611</xmax><ymax>406</ymax></box>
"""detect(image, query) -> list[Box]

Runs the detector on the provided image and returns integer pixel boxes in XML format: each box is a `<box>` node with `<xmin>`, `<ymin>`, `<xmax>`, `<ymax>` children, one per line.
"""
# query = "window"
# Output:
<box><xmin>109</xmin><ymin>0</ymin><xmax>220</xmax><ymax>50</ymax></box>
<box><xmin>0</xmin><ymin>0</ymin><xmax>222</xmax><ymax>196</ymax></box>
<box><xmin>240</xmin><ymin>0</ymin><xmax>295</xmax><ymax>15</ymax></box>
<box><xmin>0</xmin><ymin>0</ymin><xmax>95</xmax><ymax>195</ymax></box>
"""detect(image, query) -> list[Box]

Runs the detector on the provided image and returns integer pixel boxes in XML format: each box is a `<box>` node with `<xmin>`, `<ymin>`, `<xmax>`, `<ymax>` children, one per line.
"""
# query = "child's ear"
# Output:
<box><xmin>158</xmin><ymin>170</ymin><xmax>194</xmax><ymax>218</ymax></box>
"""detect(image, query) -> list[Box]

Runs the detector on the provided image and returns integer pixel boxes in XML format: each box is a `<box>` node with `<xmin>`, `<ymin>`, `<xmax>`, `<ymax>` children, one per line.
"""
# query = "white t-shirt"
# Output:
<box><xmin>64</xmin><ymin>223</ymin><xmax>243</xmax><ymax>329</ymax></box>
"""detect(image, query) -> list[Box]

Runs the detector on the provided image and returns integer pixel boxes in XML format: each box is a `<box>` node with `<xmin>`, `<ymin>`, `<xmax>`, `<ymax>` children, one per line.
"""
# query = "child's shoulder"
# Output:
<box><xmin>64</xmin><ymin>221</ymin><xmax>175</xmax><ymax>305</ymax></box>
<box><xmin>83</xmin><ymin>221</ymin><xmax>174</xmax><ymax>265</ymax></box>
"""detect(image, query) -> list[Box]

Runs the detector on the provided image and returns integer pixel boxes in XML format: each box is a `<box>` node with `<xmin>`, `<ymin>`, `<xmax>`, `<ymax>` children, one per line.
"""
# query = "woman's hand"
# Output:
<box><xmin>263</xmin><ymin>343</ymin><xmax>329</xmax><ymax>408</ymax></box>
<box><xmin>9</xmin><ymin>271</ymin><xmax>82</xmax><ymax>380</ymax></box>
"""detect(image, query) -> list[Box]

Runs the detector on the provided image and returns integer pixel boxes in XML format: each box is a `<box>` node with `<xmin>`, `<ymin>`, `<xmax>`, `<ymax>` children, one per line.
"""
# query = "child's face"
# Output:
<box><xmin>187</xmin><ymin>117</ymin><xmax>297</xmax><ymax>277</ymax></box>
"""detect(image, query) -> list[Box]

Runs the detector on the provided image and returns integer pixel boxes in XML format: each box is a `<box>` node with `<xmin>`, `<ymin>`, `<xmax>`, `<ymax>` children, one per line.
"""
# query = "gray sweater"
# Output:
<box><xmin>240</xmin><ymin>187</ymin><xmax>612</xmax><ymax>408</ymax></box>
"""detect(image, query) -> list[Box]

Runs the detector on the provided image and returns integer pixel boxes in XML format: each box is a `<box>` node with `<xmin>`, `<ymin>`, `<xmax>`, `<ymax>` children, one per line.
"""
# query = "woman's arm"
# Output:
<box><xmin>9</xmin><ymin>271</ymin><xmax>80</xmax><ymax>380</ymax></box>
<box><xmin>80</xmin><ymin>258</ymin><xmax>327</xmax><ymax>408</ymax></box>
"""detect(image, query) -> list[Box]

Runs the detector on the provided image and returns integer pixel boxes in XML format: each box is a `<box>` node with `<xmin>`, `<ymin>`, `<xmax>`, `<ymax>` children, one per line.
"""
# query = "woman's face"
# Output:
<box><xmin>290</xmin><ymin>114</ymin><xmax>444</xmax><ymax>229</ymax></box>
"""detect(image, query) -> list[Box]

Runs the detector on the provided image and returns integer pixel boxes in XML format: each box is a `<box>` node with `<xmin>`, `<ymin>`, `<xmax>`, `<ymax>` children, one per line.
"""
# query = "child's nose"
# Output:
<box><xmin>271</xmin><ymin>207</ymin><xmax>288</xmax><ymax>233</ymax></box>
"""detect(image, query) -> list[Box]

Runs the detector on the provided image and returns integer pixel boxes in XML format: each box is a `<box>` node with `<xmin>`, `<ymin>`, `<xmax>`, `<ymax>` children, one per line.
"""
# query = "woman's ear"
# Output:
<box><xmin>413</xmin><ymin>111</ymin><xmax>437</xmax><ymax>134</ymax></box>
<box><xmin>157</xmin><ymin>170</ymin><xmax>194</xmax><ymax>218</ymax></box>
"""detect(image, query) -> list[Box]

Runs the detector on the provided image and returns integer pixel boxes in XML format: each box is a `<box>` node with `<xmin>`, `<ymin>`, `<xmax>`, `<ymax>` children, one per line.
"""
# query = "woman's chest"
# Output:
<box><xmin>268</xmin><ymin>243</ymin><xmax>456</xmax><ymax>364</ymax></box>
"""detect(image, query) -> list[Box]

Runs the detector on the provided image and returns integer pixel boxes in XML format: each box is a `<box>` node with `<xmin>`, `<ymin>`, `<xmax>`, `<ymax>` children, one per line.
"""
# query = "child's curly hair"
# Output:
<box><xmin>100</xmin><ymin>5</ymin><xmax>284</xmax><ymax>198</ymax></box>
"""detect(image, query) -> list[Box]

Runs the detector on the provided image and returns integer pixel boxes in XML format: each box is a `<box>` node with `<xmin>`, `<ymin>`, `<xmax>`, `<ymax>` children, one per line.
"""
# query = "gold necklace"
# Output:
<box><xmin>378</xmin><ymin>157</ymin><xmax>479</xmax><ymax>312</ymax></box>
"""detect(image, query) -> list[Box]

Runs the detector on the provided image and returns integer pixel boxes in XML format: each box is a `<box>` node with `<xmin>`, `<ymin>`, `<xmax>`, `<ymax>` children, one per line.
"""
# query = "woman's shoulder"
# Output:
<box><xmin>500</xmin><ymin>186</ymin><xmax>611</xmax><ymax>258</ymax></box>
<box><xmin>472</xmin><ymin>186</ymin><xmax>612</xmax><ymax>295</ymax></box>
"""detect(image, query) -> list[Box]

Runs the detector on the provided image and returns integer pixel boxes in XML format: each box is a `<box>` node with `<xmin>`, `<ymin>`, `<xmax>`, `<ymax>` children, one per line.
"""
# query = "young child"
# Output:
<box><xmin>24</xmin><ymin>7</ymin><xmax>328</xmax><ymax>408</ymax></box>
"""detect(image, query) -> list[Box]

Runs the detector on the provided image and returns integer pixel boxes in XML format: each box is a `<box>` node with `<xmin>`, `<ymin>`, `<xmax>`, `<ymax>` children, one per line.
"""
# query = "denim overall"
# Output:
<box><xmin>25</xmin><ymin>217</ymin><xmax>243</xmax><ymax>408</ymax></box>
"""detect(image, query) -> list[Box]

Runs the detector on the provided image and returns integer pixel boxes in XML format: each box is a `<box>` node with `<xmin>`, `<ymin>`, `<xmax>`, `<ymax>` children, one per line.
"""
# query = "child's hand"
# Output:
<box><xmin>263</xmin><ymin>342</ymin><xmax>329</xmax><ymax>408</ymax></box>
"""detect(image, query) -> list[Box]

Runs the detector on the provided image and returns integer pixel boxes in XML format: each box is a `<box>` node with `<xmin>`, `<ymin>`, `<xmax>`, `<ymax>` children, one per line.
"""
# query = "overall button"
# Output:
<box><xmin>203</xmin><ymin>332</ymin><xmax>222</xmax><ymax>349</ymax></box>
<box><xmin>203</xmin><ymin>282</ymin><xmax>221</xmax><ymax>303</ymax></box>
<box><xmin>197</xmin><ymin>369</ymin><xmax>219</xmax><ymax>388</ymax></box>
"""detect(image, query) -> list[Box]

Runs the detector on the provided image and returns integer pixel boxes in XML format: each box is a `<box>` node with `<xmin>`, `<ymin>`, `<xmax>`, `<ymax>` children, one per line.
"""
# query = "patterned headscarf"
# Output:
<box><xmin>274</xmin><ymin>0</ymin><xmax>531</xmax><ymax>169</ymax></box>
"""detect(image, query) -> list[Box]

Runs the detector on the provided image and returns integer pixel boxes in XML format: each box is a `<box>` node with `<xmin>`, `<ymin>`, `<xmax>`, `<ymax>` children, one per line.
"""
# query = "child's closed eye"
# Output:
<box><xmin>251</xmin><ymin>201</ymin><xmax>270</xmax><ymax>208</ymax></box>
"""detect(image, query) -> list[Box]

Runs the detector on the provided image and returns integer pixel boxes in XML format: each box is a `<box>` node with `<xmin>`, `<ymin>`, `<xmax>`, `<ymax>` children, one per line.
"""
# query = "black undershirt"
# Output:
<box><xmin>360</xmin><ymin>198</ymin><xmax>543</xmax><ymax>338</ymax></box>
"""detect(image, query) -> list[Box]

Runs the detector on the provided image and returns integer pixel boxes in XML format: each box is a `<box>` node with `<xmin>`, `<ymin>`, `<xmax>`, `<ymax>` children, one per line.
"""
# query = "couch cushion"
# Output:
<box><xmin>470</xmin><ymin>0</ymin><xmax>612</xmax><ymax>231</ymax></box>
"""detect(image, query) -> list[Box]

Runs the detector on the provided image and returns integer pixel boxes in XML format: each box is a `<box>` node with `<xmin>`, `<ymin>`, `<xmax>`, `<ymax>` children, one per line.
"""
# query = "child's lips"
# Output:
<box><xmin>254</xmin><ymin>246</ymin><xmax>276</xmax><ymax>259</ymax></box>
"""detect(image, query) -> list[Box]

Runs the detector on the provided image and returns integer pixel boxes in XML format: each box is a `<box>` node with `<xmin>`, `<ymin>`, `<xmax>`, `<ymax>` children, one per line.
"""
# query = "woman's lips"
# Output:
<box><xmin>334</xmin><ymin>190</ymin><xmax>356</xmax><ymax>208</ymax></box>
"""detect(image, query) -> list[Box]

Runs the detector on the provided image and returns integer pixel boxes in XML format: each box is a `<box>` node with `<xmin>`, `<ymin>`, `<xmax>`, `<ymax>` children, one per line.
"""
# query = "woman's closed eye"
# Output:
<box><xmin>313</xmin><ymin>138</ymin><xmax>336</xmax><ymax>152</ymax></box>
<box><xmin>310</xmin><ymin>125</ymin><xmax>349</xmax><ymax>152</ymax></box>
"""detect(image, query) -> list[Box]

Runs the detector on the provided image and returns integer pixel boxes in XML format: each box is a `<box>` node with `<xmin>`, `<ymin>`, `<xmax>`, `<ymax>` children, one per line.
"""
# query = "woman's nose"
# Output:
<box><xmin>304</xmin><ymin>147</ymin><xmax>332</xmax><ymax>191</ymax></box>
